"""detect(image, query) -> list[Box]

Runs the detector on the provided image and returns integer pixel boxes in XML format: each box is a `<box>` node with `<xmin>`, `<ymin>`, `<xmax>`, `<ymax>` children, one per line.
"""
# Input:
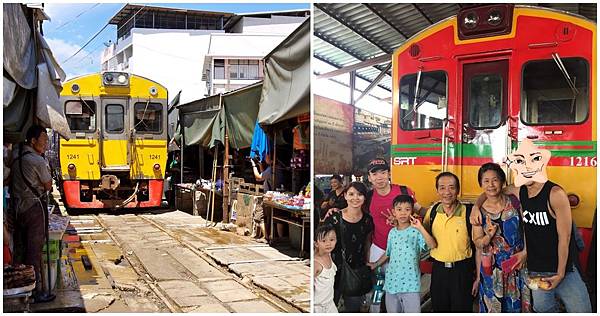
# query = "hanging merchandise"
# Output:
<box><xmin>290</xmin><ymin>149</ymin><xmax>309</xmax><ymax>169</ymax></box>
<box><xmin>249</xmin><ymin>121</ymin><xmax>271</xmax><ymax>161</ymax></box>
<box><xmin>293</xmin><ymin>124</ymin><xmax>309</xmax><ymax>150</ymax></box>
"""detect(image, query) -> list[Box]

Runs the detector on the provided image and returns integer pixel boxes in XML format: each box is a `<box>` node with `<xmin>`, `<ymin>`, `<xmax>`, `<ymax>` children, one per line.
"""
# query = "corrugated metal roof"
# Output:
<box><xmin>314</xmin><ymin>3</ymin><xmax>596</xmax><ymax>95</ymax></box>
<box><xmin>108</xmin><ymin>3</ymin><xmax>234</xmax><ymax>25</ymax></box>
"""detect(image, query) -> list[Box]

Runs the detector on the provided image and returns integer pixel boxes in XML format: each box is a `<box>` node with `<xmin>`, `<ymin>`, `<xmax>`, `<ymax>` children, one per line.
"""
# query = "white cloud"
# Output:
<box><xmin>46</xmin><ymin>38</ymin><xmax>81</xmax><ymax>63</ymax></box>
<box><xmin>46</xmin><ymin>37</ymin><xmax>98</xmax><ymax>80</ymax></box>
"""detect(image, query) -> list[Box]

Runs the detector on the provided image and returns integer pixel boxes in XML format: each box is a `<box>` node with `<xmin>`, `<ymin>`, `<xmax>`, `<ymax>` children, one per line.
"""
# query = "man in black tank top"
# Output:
<box><xmin>518</xmin><ymin>180</ymin><xmax>591</xmax><ymax>312</ymax></box>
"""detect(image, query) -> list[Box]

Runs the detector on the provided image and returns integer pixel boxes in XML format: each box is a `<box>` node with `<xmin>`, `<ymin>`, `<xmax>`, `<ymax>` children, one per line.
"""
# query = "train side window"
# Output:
<box><xmin>65</xmin><ymin>100</ymin><xmax>96</xmax><ymax>132</ymax></box>
<box><xmin>134</xmin><ymin>102</ymin><xmax>162</xmax><ymax>133</ymax></box>
<box><xmin>105</xmin><ymin>105</ymin><xmax>124</xmax><ymax>133</ymax></box>
<box><xmin>521</xmin><ymin>58</ymin><xmax>589</xmax><ymax>125</ymax></box>
<box><xmin>469</xmin><ymin>74</ymin><xmax>502</xmax><ymax>128</ymax></box>
<box><xmin>399</xmin><ymin>71</ymin><xmax>447</xmax><ymax>130</ymax></box>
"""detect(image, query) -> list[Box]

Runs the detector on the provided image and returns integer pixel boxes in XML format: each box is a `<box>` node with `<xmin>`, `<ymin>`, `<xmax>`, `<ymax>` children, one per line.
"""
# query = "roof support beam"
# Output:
<box><xmin>313</xmin><ymin>54</ymin><xmax>391</xmax><ymax>93</ymax></box>
<box><xmin>325</xmin><ymin>76</ymin><xmax>388</xmax><ymax>102</ymax></box>
<box><xmin>313</xmin><ymin>32</ymin><xmax>392</xmax><ymax>80</ymax></box>
<box><xmin>363</xmin><ymin>4</ymin><xmax>408</xmax><ymax>39</ymax></box>
<box><xmin>350</xmin><ymin>70</ymin><xmax>356</xmax><ymax>105</ymax></box>
<box><xmin>316</xmin><ymin>53</ymin><xmax>391</xmax><ymax>79</ymax></box>
<box><xmin>315</xmin><ymin>4</ymin><xmax>391</xmax><ymax>54</ymax></box>
<box><xmin>355</xmin><ymin>62</ymin><xmax>392</xmax><ymax>104</ymax></box>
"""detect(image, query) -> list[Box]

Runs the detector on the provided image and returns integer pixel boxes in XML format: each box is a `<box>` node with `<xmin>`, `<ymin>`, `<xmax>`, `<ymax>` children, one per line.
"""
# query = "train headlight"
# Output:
<box><xmin>463</xmin><ymin>12</ymin><xmax>479</xmax><ymax>29</ymax></box>
<box><xmin>568</xmin><ymin>194</ymin><xmax>580</xmax><ymax>208</ymax></box>
<box><xmin>457</xmin><ymin>4</ymin><xmax>513</xmax><ymax>40</ymax></box>
<box><xmin>153</xmin><ymin>164</ymin><xmax>161</xmax><ymax>171</ymax></box>
<box><xmin>487</xmin><ymin>9</ymin><xmax>503</xmax><ymax>26</ymax></box>
<box><xmin>68</xmin><ymin>163</ymin><xmax>76</xmax><ymax>171</ymax></box>
<box><xmin>117</xmin><ymin>74</ymin><xmax>128</xmax><ymax>84</ymax></box>
<box><xmin>102</xmin><ymin>72</ymin><xmax>129</xmax><ymax>86</ymax></box>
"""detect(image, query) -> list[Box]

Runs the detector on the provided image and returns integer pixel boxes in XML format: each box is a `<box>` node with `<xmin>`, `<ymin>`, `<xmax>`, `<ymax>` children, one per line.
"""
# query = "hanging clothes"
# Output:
<box><xmin>249</xmin><ymin>121</ymin><xmax>271</xmax><ymax>162</ymax></box>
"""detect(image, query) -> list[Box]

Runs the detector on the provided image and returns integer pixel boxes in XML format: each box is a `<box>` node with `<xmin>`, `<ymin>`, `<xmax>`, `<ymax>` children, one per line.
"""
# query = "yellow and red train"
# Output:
<box><xmin>56</xmin><ymin>72</ymin><xmax>168</xmax><ymax>210</ymax></box>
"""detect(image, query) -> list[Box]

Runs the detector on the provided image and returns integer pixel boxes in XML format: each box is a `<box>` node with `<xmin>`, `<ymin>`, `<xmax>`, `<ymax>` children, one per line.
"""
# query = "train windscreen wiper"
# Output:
<box><xmin>552</xmin><ymin>52</ymin><xmax>579</xmax><ymax>97</ymax></box>
<box><xmin>552</xmin><ymin>53</ymin><xmax>579</xmax><ymax>112</ymax></box>
<box><xmin>401</xmin><ymin>68</ymin><xmax>423</xmax><ymax>122</ymax></box>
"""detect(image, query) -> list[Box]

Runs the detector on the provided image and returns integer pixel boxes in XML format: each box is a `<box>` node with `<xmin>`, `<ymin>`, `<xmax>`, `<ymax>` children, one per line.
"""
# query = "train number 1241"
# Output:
<box><xmin>66</xmin><ymin>154</ymin><xmax>79</xmax><ymax>159</ymax></box>
<box><xmin>570</xmin><ymin>156</ymin><xmax>597</xmax><ymax>167</ymax></box>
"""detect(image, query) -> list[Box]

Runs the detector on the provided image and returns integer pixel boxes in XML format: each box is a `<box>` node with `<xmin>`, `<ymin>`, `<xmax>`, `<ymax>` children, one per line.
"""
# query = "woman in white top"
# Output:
<box><xmin>314</xmin><ymin>223</ymin><xmax>338</xmax><ymax>313</ymax></box>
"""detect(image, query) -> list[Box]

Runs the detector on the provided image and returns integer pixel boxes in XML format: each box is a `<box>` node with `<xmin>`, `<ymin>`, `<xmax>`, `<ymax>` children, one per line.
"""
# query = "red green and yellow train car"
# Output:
<box><xmin>391</xmin><ymin>5</ymin><xmax>595</xmax><ymax>273</ymax></box>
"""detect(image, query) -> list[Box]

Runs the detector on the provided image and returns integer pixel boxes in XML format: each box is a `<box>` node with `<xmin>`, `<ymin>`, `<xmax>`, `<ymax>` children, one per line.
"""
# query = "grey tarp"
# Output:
<box><xmin>3</xmin><ymin>4</ymin><xmax>36</xmax><ymax>90</ymax></box>
<box><xmin>178</xmin><ymin>82</ymin><xmax>262</xmax><ymax>149</ymax></box>
<box><xmin>179</xmin><ymin>94</ymin><xmax>221</xmax><ymax>147</ymax></box>
<box><xmin>222</xmin><ymin>82</ymin><xmax>262</xmax><ymax>149</ymax></box>
<box><xmin>168</xmin><ymin>90</ymin><xmax>181</xmax><ymax>151</ymax></box>
<box><xmin>257</xmin><ymin>18</ymin><xmax>309</xmax><ymax>125</ymax></box>
<box><xmin>3</xmin><ymin>4</ymin><xmax>71</xmax><ymax>141</ymax></box>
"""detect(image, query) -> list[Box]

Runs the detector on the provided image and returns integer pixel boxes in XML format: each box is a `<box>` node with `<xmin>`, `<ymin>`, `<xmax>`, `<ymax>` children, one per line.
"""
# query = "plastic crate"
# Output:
<box><xmin>42</xmin><ymin>240</ymin><xmax>61</xmax><ymax>262</ymax></box>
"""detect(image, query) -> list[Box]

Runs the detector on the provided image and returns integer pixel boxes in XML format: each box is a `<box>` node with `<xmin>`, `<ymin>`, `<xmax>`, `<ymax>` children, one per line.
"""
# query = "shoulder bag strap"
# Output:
<box><xmin>338</xmin><ymin>213</ymin><xmax>347</xmax><ymax>259</ymax></box>
<box><xmin>16</xmin><ymin>145</ymin><xmax>43</xmax><ymax>199</ymax></box>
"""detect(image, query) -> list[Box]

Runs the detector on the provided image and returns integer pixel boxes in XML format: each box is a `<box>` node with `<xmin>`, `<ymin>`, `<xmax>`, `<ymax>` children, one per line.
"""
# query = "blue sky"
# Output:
<box><xmin>43</xmin><ymin>3</ymin><xmax>310</xmax><ymax>79</ymax></box>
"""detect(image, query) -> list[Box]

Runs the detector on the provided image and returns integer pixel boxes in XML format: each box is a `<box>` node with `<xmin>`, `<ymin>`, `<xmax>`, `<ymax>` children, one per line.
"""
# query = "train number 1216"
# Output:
<box><xmin>570</xmin><ymin>156</ymin><xmax>597</xmax><ymax>167</ymax></box>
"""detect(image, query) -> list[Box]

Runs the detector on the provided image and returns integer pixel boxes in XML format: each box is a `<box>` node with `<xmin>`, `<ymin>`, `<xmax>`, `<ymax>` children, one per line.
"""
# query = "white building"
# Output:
<box><xmin>101</xmin><ymin>4</ymin><xmax>308</xmax><ymax>104</ymax></box>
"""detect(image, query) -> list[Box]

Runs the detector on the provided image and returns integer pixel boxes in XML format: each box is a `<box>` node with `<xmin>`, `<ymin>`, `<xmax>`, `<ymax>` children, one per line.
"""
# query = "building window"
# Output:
<box><xmin>214</xmin><ymin>59</ymin><xmax>225</xmax><ymax>79</ymax></box>
<box><xmin>248</xmin><ymin>60</ymin><xmax>259</xmax><ymax>79</ymax></box>
<box><xmin>228</xmin><ymin>59</ymin><xmax>260</xmax><ymax>80</ymax></box>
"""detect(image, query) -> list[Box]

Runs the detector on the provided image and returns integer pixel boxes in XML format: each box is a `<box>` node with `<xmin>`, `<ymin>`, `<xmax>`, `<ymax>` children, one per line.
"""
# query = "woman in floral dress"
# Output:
<box><xmin>472</xmin><ymin>163</ymin><xmax>531</xmax><ymax>312</ymax></box>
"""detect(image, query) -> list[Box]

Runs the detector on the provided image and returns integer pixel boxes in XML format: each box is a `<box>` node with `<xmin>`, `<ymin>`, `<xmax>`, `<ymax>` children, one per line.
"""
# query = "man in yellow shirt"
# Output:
<box><xmin>423</xmin><ymin>172</ymin><xmax>477</xmax><ymax>312</ymax></box>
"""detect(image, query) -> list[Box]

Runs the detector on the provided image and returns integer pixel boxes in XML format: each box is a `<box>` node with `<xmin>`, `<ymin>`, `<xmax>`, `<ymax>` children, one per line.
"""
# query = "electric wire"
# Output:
<box><xmin>48</xmin><ymin>3</ymin><xmax>101</xmax><ymax>33</ymax></box>
<box><xmin>61</xmin><ymin>5</ymin><xmax>147</xmax><ymax>64</ymax></box>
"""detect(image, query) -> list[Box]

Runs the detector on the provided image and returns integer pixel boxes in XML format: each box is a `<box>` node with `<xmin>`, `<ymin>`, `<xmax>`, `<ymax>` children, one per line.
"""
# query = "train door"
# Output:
<box><xmin>101</xmin><ymin>98</ymin><xmax>129</xmax><ymax>170</ymax></box>
<box><xmin>459</xmin><ymin>59</ymin><xmax>509</xmax><ymax>199</ymax></box>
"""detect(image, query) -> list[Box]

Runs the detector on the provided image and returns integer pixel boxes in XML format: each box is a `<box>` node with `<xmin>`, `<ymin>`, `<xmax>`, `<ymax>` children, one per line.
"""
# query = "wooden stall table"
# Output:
<box><xmin>263</xmin><ymin>200</ymin><xmax>310</xmax><ymax>257</ymax></box>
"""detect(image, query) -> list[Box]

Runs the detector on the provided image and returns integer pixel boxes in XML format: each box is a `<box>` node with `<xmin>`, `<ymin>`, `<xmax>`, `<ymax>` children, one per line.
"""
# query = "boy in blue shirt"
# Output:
<box><xmin>368</xmin><ymin>195</ymin><xmax>437</xmax><ymax>312</ymax></box>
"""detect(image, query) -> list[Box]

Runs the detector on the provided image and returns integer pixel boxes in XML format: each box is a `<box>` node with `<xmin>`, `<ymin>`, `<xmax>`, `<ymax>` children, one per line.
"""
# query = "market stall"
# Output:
<box><xmin>173</xmin><ymin>19</ymin><xmax>310</xmax><ymax>255</ymax></box>
<box><xmin>177</xmin><ymin>82</ymin><xmax>263</xmax><ymax>224</ymax></box>
<box><xmin>263</xmin><ymin>191</ymin><xmax>310</xmax><ymax>257</ymax></box>
<box><xmin>254</xmin><ymin>19</ymin><xmax>311</xmax><ymax>254</ymax></box>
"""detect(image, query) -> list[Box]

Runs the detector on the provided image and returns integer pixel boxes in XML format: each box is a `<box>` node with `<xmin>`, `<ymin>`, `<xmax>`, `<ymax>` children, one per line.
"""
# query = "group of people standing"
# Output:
<box><xmin>314</xmin><ymin>158</ymin><xmax>592</xmax><ymax>313</ymax></box>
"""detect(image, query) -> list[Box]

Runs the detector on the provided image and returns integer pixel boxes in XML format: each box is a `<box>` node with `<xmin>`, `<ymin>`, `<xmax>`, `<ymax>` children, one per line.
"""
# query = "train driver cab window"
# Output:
<box><xmin>134</xmin><ymin>102</ymin><xmax>162</xmax><ymax>133</ymax></box>
<box><xmin>400</xmin><ymin>70</ymin><xmax>447</xmax><ymax>130</ymax></box>
<box><xmin>65</xmin><ymin>100</ymin><xmax>96</xmax><ymax>132</ymax></box>
<box><xmin>521</xmin><ymin>57</ymin><xmax>589</xmax><ymax>125</ymax></box>
<box><xmin>105</xmin><ymin>105</ymin><xmax>124</xmax><ymax>133</ymax></box>
<box><xmin>469</xmin><ymin>74</ymin><xmax>502</xmax><ymax>128</ymax></box>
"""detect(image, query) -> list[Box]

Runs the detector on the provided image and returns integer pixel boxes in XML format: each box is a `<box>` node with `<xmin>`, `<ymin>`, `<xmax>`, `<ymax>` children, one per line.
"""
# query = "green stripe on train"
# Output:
<box><xmin>392</xmin><ymin>141</ymin><xmax>596</xmax><ymax>158</ymax></box>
